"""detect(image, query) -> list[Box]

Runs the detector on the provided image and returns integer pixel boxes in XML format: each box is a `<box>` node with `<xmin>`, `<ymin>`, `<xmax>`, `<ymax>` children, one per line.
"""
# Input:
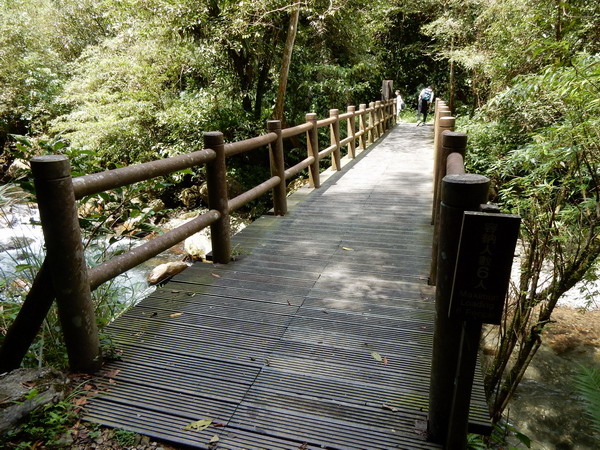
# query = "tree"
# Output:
<box><xmin>465</xmin><ymin>53</ymin><xmax>600</xmax><ymax>420</ymax></box>
<box><xmin>273</xmin><ymin>4</ymin><xmax>300</xmax><ymax>122</ymax></box>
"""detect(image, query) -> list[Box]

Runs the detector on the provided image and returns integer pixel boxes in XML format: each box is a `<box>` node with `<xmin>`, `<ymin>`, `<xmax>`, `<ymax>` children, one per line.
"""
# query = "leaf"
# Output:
<box><xmin>382</xmin><ymin>404</ymin><xmax>399</xmax><ymax>412</ymax></box>
<box><xmin>105</xmin><ymin>369</ymin><xmax>120</xmax><ymax>378</ymax></box>
<box><xmin>169</xmin><ymin>312</ymin><xmax>183</xmax><ymax>318</ymax></box>
<box><xmin>383</xmin><ymin>356</ymin><xmax>389</xmax><ymax>366</ymax></box>
<box><xmin>342</xmin><ymin>247</ymin><xmax>354</xmax><ymax>251</ymax></box>
<box><xmin>371</xmin><ymin>352</ymin><xmax>383</xmax><ymax>362</ymax></box>
<box><xmin>209</xmin><ymin>435</ymin><xmax>220</xmax><ymax>444</ymax></box>
<box><xmin>211</xmin><ymin>273</ymin><xmax>221</xmax><ymax>278</ymax></box>
<box><xmin>74</xmin><ymin>397</ymin><xmax>88</xmax><ymax>406</ymax></box>
<box><xmin>183</xmin><ymin>419</ymin><xmax>213</xmax><ymax>432</ymax></box>
<box><xmin>515</xmin><ymin>431</ymin><xmax>531</xmax><ymax>448</ymax></box>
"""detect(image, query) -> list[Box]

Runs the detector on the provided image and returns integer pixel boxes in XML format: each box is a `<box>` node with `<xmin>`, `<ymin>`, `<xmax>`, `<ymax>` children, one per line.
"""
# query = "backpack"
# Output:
<box><xmin>421</xmin><ymin>89</ymin><xmax>432</xmax><ymax>102</ymax></box>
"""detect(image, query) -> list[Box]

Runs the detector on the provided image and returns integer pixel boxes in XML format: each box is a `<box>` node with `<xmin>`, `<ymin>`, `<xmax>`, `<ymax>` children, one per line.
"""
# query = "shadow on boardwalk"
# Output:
<box><xmin>85</xmin><ymin>124</ymin><xmax>479</xmax><ymax>449</ymax></box>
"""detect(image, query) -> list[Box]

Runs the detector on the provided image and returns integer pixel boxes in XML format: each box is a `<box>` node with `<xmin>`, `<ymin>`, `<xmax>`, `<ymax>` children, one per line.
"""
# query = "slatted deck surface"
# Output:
<box><xmin>85</xmin><ymin>123</ymin><xmax>490</xmax><ymax>448</ymax></box>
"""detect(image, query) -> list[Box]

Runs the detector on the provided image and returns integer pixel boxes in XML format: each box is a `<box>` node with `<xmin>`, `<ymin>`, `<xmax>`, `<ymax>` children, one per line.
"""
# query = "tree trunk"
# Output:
<box><xmin>273</xmin><ymin>5</ymin><xmax>300</xmax><ymax>121</ymax></box>
<box><xmin>449</xmin><ymin>37</ymin><xmax>455</xmax><ymax>112</ymax></box>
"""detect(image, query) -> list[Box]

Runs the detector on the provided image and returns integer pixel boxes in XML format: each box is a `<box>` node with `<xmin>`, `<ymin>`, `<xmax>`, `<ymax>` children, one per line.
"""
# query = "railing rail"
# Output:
<box><xmin>0</xmin><ymin>97</ymin><xmax>396</xmax><ymax>374</ymax></box>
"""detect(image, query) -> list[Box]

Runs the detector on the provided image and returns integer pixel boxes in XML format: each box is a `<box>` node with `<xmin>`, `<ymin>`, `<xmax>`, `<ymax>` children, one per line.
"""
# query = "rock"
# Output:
<box><xmin>147</xmin><ymin>199</ymin><xmax>165</xmax><ymax>213</ymax></box>
<box><xmin>0</xmin><ymin>368</ymin><xmax>67</xmax><ymax>434</ymax></box>
<box><xmin>147</xmin><ymin>261</ymin><xmax>190</xmax><ymax>285</ymax></box>
<box><xmin>6</xmin><ymin>159</ymin><xmax>29</xmax><ymax>179</ymax></box>
<box><xmin>179</xmin><ymin>186</ymin><xmax>202</xmax><ymax>208</ymax></box>
<box><xmin>0</xmin><ymin>236</ymin><xmax>35</xmax><ymax>252</ymax></box>
<box><xmin>184</xmin><ymin>233</ymin><xmax>211</xmax><ymax>260</ymax></box>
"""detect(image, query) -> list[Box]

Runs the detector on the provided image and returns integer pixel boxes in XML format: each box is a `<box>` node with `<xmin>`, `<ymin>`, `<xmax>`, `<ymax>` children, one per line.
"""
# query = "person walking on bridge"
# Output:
<box><xmin>416</xmin><ymin>85</ymin><xmax>434</xmax><ymax>126</ymax></box>
<box><xmin>395</xmin><ymin>90</ymin><xmax>405</xmax><ymax>121</ymax></box>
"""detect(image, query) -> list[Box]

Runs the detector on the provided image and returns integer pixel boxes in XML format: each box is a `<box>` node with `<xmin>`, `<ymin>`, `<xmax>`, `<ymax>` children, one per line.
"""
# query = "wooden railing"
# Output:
<box><xmin>427</xmin><ymin>99</ymin><xmax>521</xmax><ymax>447</ymax></box>
<box><xmin>0</xmin><ymin>99</ymin><xmax>396</xmax><ymax>374</ymax></box>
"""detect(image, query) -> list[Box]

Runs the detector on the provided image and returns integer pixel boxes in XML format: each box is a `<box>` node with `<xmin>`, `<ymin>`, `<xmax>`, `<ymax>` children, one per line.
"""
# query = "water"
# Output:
<box><xmin>0</xmin><ymin>201</ymin><xmax>155</xmax><ymax>305</ymax></box>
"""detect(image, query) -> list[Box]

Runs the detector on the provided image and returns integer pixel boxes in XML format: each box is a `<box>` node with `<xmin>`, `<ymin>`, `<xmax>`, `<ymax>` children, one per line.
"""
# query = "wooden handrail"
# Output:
<box><xmin>224</xmin><ymin>132</ymin><xmax>277</xmax><ymax>157</ymax></box>
<box><xmin>1</xmin><ymin>96</ymin><xmax>395</xmax><ymax>373</ymax></box>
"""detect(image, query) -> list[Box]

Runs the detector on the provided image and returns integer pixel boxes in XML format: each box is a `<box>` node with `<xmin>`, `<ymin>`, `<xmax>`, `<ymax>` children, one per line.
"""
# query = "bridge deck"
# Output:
<box><xmin>85</xmin><ymin>124</ymin><xmax>490</xmax><ymax>448</ymax></box>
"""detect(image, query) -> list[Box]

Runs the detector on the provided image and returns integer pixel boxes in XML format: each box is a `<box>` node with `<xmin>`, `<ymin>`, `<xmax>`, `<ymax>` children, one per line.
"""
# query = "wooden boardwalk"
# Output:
<box><xmin>85</xmin><ymin>123</ymin><xmax>490</xmax><ymax>448</ymax></box>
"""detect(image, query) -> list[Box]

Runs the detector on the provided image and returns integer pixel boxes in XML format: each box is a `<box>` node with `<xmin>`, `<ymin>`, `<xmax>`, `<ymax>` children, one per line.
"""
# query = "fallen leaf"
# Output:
<box><xmin>382</xmin><ymin>404</ymin><xmax>399</xmax><ymax>412</ymax></box>
<box><xmin>83</xmin><ymin>384</ymin><xmax>94</xmax><ymax>391</ymax></box>
<box><xmin>342</xmin><ymin>247</ymin><xmax>354</xmax><ymax>251</ymax></box>
<box><xmin>383</xmin><ymin>356</ymin><xmax>389</xmax><ymax>366</ymax></box>
<box><xmin>183</xmin><ymin>418</ymin><xmax>213</xmax><ymax>432</ymax></box>
<box><xmin>169</xmin><ymin>312</ymin><xmax>183</xmax><ymax>318</ymax></box>
<box><xmin>212</xmin><ymin>423</ymin><xmax>226</xmax><ymax>428</ymax></box>
<box><xmin>211</xmin><ymin>273</ymin><xmax>221</xmax><ymax>278</ymax></box>
<box><xmin>105</xmin><ymin>369</ymin><xmax>120</xmax><ymax>378</ymax></box>
<box><xmin>74</xmin><ymin>397</ymin><xmax>88</xmax><ymax>406</ymax></box>
<box><xmin>209</xmin><ymin>435</ymin><xmax>220</xmax><ymax>444</ymax></box>
<box><xmin>108</xmin><ymin>378</ymin><xmax>117</xmax><ymax>385</ymax></box>
<box><xmin>371</xmin><ymin>352</ymin><xmax>383</xmax><ymax>362</ymax></box>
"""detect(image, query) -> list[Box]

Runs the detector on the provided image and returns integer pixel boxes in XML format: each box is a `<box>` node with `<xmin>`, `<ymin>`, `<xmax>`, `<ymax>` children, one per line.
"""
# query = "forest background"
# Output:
<box><xmin>1</xmin><ymin>0</ymin><xmax>599</xmax><ymax>436</ymax></box>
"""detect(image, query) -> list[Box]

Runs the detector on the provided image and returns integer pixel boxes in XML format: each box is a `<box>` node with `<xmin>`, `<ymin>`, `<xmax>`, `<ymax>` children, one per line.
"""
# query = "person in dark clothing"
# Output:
<box><xmin>416</xmin><ymin>85</ymin><xmax>434</xmax><ymax>126</ymax></box>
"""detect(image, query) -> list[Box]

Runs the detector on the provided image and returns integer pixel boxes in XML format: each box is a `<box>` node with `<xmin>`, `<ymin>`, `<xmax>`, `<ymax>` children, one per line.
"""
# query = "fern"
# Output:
<box><xmin>574</xmin><ymin>365</ymin><xmax>600</xmax><ymax>435</ymax></box>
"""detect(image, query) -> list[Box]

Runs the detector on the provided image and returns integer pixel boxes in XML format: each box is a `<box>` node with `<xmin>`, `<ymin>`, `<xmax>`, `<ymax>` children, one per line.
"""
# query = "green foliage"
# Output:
<box><xmin>574</xmin><ymin>365</ymin><xmax>600</xmax><ymax>435</ymax></box>
<box><xmin>113</xmin><ymin>428</ymin><xmax>137</xmax><ymax>446</ymax></box>
<box><xmin>466</xmin><ymin>52</ymin><xmax>600</xmax><ymax>420</ymax></box>
<box><xmin>1</xmin><ymin>396</ymin><xmax>78</xmax><ymax>448</ymax></box>
<box><xmin>467</xmin><ymin>420</ymin><xmax>532</xmax><ymax>449</ymax></box>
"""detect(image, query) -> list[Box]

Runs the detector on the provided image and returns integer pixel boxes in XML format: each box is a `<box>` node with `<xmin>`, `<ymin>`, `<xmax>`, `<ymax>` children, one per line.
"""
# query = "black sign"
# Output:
<box><xmin>449</xmin><ymin>211</ymin><xmax>520</xmax><ymax>324</ymax></box>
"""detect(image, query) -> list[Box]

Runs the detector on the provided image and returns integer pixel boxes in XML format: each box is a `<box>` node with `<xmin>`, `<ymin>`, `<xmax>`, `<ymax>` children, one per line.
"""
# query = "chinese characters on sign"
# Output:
<box><xmin>449</xmin><ymin>211</ymin><xmax>520</xmax><ymax>324</ymax></box>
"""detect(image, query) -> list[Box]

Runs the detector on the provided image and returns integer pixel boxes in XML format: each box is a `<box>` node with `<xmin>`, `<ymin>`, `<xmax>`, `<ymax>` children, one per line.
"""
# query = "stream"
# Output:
<box><xmin>0</xmin><ymin>201</ymin><xmax>157</xmax><ymax>305</ymax></box>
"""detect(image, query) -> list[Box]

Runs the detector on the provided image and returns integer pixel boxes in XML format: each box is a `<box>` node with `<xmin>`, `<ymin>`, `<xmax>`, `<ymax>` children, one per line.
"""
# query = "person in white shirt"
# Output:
<box><xmin>395</xmin><ymin>90</ymin><xmax>405</xmax><ymax>121</ymax></box>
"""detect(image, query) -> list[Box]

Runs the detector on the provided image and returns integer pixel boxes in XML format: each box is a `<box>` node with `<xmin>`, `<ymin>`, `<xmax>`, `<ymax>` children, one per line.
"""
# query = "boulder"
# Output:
<box><xmin>184</xmin><ymin>233</ymin><xmax>212</xmax><ymax>260</ymax></box>
<box><xmin>0</xmin><ymin>368</ymin><xmax>66</xmax><ymax>434</ymax></box>
<box><xmin>147</xmin><ymin>261</ymin><xmax>190</xmax><ymax>285</ymax></box>
<box><xmin>6</xmin><ymin>159</ymin><xmax>29</xmax><ymax>179</ymax></box>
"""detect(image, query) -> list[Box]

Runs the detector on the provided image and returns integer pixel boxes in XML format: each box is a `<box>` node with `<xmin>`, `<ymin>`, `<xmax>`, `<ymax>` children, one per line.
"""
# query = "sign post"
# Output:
<box><xmin>445</xmin><ymin>210</ymin><xmax>520</xmax><ymax>448</ymax></box>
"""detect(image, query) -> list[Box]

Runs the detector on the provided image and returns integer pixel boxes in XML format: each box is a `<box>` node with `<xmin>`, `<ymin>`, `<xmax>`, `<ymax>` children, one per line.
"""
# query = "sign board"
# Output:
<box><xmin>449</xmin><ymin>211</ymin><xmax>520</xmax><ymax>324</ymax></box>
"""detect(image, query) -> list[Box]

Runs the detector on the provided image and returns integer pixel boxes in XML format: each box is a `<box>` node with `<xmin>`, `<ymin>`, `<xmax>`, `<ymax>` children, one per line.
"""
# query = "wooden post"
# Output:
<box><xmin>358</xmin><ymin>104</ymin><xmax>367</xmax><ymax>150</ymax></box>
<box><xmin>368</xmin><ymin>102</ymin><xmax>375</xmax><ymax>143</ymax></box>
<box><xmin>330</xmin><ymin>109</ymin><xmax>341</xmax><ymax>171</ymax></box>
<box><xmin>0</xmin><ymin>262</ymin><xmax>55</xmax><ymax>373</ymax></box>
<box><xmin>433</xmin><ymin>105</ymin><xmax>451</xmax><ymax>158</ymax></box>
<box><xmin>30</xmin><ymin>155</ymin><xmax>100</xmax><ymax>373</ymax></box>
<box><xmin>430</xmin><ymin>129</ymin><xmax>465</xmax><ymax>285</ymax></box>
<box><xmin>347</xmin><ymin>105</ymin><xmax>356</xmax><ymax>159</ymax></box>
<box><xmin>204</xmin><ymin>132</ymin><xmax>231</xmax><ymax>263</ymax></box>
<box><xmin>375</xmin><ymin>100</ymin><xmax>383</xmax><ymax>136</ymax></box>
<box><xmin>446</xmin><ymin>320</ymin><xmax>483</xmax><ymax>449</ymax></box>
<box><xmin>428</xmin><ymin>173</ymin><xmax>490</xmax><ymax>445</ymax></box>
<box><xmin>306</xmin><ymin>113</ymin><xmax>320</xmax><ymax>188</ymax></box>
<box><xmin>431</xmin><ymin>113</ymin><xmax>454</xmax><ymax>225</ymax></box>
<box><xmin>267</xmin><ymin>120</ymin><xmax>287</xmax><ymax>215</ymax></box>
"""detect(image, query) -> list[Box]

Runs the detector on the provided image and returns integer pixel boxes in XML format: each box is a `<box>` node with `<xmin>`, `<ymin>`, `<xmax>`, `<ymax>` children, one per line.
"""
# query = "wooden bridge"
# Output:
<box><xmin>1</xmin><ymin>97</ymin><xmax>498</xmax><ymax>448</ymax></box>
<box><xmin>83</xmin><ymin>124</ymin><xmax>490</xmax><ymax>448</ymax></box>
